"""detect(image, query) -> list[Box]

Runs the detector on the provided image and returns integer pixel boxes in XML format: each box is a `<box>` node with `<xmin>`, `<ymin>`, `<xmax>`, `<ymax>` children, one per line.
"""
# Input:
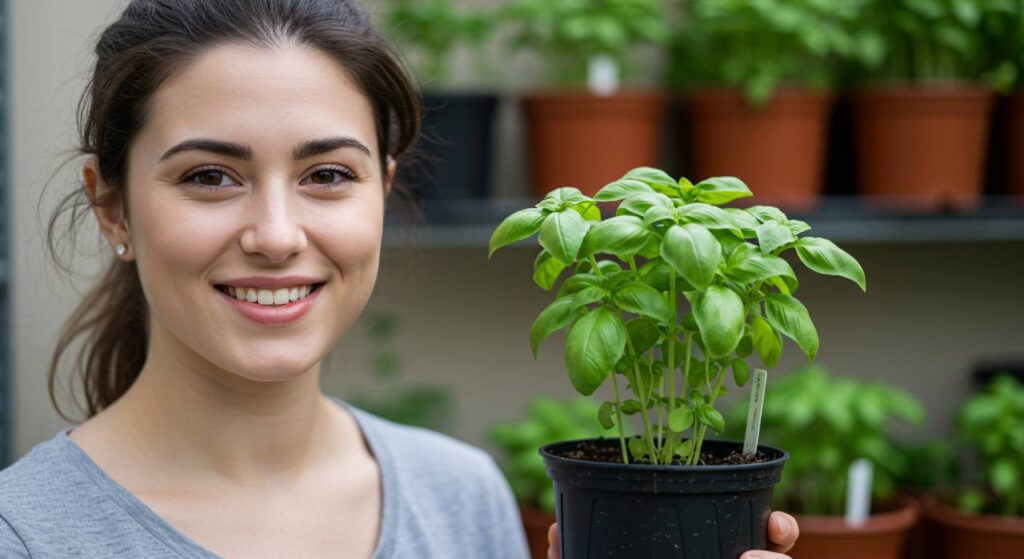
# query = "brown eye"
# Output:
<box><xmin>183</xmin><ymin>167</ymin><xmax>239</xmax><ymax>189</ymax></box>
<box><xmin>311</xmin><ymin>170</ymin><xmax>338</xmax><ymax>184</ymax></box>
<box><xmin>196</xmin><ymin>170</ymin><xmax>226</xmax><ymax>186</ymax></box>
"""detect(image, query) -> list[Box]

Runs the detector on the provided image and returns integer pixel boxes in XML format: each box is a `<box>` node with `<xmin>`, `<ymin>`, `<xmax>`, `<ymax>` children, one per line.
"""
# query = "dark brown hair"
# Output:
<box><xmin>45</xmin><ymin>0</ymin><xmax>421</xmax><ymax>421</ymax></box>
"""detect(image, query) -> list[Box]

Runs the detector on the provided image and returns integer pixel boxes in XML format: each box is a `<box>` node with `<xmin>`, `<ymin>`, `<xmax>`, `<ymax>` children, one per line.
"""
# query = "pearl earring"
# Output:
<box><xmin>115</xmin><ymin>243</ymin><xmax>127</xmax><ymax>256</ymax></box>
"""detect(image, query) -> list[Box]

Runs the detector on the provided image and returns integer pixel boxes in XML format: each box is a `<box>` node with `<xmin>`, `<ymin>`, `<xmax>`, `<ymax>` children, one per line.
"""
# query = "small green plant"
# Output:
<box><xmin>728</xmin><ymin>365</ymin><xmax>924</xmax><ymax>515</ymax></box>
<box><xmin>383</xmin><ymin>0</ymin><xmax>495</xmax><ymax>86</ymax></box>
<box><xmin>978</xmin><ymin>0</ymin><xmax>1024</xmax><ymax>92</ymax></box>
<box><xmin>670</xmin><ymin>0</ymin><xmax>875</xmax><ymax>104</ymax></box>
<box><xmin>488</xmin><ymin>397</ymin><xmax>621</xmax><ymax>512</ymax></box>
<box><xmin>851</xmin><ymin>0</ymin><xmax>1019</xmax><ymax>85</ymax></box>
<box><xmin>489</xmin><ymin>167</ymin><xmax>866</xmax><ymax>466</ymax></box>
<box><xmin>502</xmin><ymin>0</ymin><xmax>668</xmax><ymax>86</ymax></box>
<box><xmin>957</xmin><ymin>374</ymin><xmax>1024</xmax><ymax>517</ymax></box>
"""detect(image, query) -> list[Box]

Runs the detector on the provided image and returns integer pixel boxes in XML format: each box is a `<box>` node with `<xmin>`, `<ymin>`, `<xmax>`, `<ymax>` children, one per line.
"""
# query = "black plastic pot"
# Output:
<box><xmin>398</xmin><ymin>92</ymin><xmax>498</xmax><ymax>200</ymax></box>
<box><xmin>540</xmin><ymin>438</ymin><xmax>788</xmax><ymax>559</ymax></box>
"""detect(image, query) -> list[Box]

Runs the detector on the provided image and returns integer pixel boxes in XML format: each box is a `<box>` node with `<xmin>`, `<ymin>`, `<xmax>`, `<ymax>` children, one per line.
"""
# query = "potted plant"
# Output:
<box><xmin>503</xmin><ymin>0</ymin><xmax>669</xmax><ymax>197</ymax></box>
<box><xmin>726</xmin><ymin>365</ymin><xmax>924</xmax><ymax>559</ymax></box>
<box><xmin>922</xmin><ymin>374</ymin><xmax>1024</xmax><ymax>558</ymax></box>
<box><xmin>489</xmin><ymin>166</ymin><xmax>867</xmax><ymax>557</ymax></box>
<box><xmin>978</xmin><ymin>1</ymin><xmax>1024</xmax><ymax>199</ymax></box>
<box><xmin>383</xmin><ymin>0</ymin><xmax>499</xmax><ymax>200</ymax></box>
<box><xmin>669</xmin><ymin>0</ymin><xmax>872</xmax><ymax>210</ymax></box>
<box><xmin>847</xmin><ymin>0</ymin><xmax>1014</xmax><ymax>210</ymax></box>
<box><xmin>488</xmin><ymin>397</ymin><xmax>625</xmax><ymax>559</ymax></box>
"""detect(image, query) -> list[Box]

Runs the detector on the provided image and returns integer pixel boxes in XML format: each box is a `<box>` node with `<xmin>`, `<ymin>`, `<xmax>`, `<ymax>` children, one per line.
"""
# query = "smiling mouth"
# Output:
<box><xmin>215</xmin><ymin>283</ymin><xmax>325</xmax><ymax>306</ymax></box>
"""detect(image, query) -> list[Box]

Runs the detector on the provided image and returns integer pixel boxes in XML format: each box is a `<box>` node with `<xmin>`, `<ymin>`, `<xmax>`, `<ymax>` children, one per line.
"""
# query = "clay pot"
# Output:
<box><xmin>852</xmin><ymin>85</ymin><xmax>994</xmax><ymax>211</ymax></box>
<box><xmin>520</xmin><ymin>503</ymin><xmax>556</xmax><ymax>559</ymax></box>
<box><xmin>1003</xmin><ymin>90</ymin><xmax>1024</xmax><ymax>197</ymax></box>
<box><xmin>686</xmin><ymin>88</ymin><xmax>833</xmax><ymax>211</ymax></box>
<box><xmin>921</xmin><ymin>494</ymin><xmax>1024</xmax><ymax>559</ymax></box>
<box><xmin>788</xmin><ymin>495</ymin><xmax>920</xmax><ymax>559</ymax></box>
<box><xmin>522</xmin><ymin>91</ymin><xmax>665</xmax><ymax>198</ymax></box>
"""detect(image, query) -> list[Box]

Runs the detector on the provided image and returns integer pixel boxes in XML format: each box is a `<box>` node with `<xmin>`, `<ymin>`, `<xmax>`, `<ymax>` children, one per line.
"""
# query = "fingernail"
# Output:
<box><xmin>742</xmin><ymin>554</ymin><xmax>761</xmax><ymax>559</ymax></box>
<box><xmin>778</xmin><ymin>515</ymin><xmax>790</xmax><ymax>536</ymax></box>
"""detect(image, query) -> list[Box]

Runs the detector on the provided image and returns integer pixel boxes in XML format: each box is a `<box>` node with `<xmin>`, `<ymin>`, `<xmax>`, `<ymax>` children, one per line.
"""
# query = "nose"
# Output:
<box><xmin>239</xmin><ymin>179</ymin><xmax>308</xmax><ymax>263</ymax></box>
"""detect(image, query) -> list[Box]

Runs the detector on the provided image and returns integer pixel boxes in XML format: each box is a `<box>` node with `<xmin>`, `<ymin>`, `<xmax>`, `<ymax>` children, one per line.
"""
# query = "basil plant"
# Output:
<box><xmin>489</xmin><ymin>167</ymin><xmax>866</xmax><ymax>466</ymax></box>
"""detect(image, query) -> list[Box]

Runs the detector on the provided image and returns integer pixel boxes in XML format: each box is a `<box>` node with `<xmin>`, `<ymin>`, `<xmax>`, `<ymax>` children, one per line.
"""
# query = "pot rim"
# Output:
<box><xmin>921</xmin><ymin>493</ymin><xmax>1024</xmax><ymax>535</ymax></box>
<box><xmin>794</xmin><ymin>494</ymin><xmax>920</xmax><ymax>536</ymax></box>
<box><xmin>539</xmin><ymin>437</ymin><xmax>788</xmax><ymax>473</ymax></box>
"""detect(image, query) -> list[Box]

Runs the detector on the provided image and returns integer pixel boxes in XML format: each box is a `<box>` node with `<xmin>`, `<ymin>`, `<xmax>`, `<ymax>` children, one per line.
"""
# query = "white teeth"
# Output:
<box><xmin>273</xmin><ymin>288</ymin><xmax>290</xmax><ymax>305</ymax></box>
<box><xmin>223</xmin><ymin>284</ymin><xmax>316</xmax><ymax>306</ymax></box>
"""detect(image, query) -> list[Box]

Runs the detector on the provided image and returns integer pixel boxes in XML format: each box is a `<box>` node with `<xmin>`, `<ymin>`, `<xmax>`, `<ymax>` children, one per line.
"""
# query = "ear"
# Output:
<box><xmin>82</xmin><ymin>157</ymin><xmax>132</xmax><ymax>260</ymax></box>
<box><xmin>383</xmin><ymin>155</ymin><xmax>396</xmax><ymax>198</ymax></box>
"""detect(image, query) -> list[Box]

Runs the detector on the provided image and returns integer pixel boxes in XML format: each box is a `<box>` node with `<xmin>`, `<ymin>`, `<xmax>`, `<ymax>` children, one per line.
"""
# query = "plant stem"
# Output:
<box><xmin>689</xmin><ymin>363</ymin><xmax>726</xmax><ymax>465</ymax></box>
<box><xmin>626</xmin><ymin>337</ymin><xmax>659</xmax><ymax>465</ymax></box>
<box><xmin>589</xmin><ymin>255</ymin><xmax>603</xmax><ymax>277</ymax></box>
<box><xmin>654</xmin><ymin>354</ymin><xmax>664</xmax><ymax>456</ymax></box>
<box><xmin>666</xmin><ymin>272</ymin><xmax>678</xmax><ymax>462</ymax></box>
<box><xmin>611</xmin><ymin>370</ymin><xmax>629</xmax><ymax>465</ymax></box>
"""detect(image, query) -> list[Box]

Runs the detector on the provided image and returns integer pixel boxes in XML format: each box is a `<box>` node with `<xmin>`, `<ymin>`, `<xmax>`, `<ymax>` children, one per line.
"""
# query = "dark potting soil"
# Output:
<box><xmin>561</xmin><ymin>439</ymin><xmax>770</xmax><ymax>466</ymax></box>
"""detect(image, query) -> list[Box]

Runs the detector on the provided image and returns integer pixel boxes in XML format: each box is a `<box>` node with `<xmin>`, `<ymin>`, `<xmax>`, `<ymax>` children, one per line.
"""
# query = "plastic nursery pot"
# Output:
<box><xmin>522</xmin><ymin>91</ymin><xmax>666</xmax><ymax>198</ymax></box>
<box><xmin>520</xmin><ymin>503</ymin><xmax>557</xmax><ymax>559</ymax></box>
<box><xmin>788</xmin><ymin>494</ymin><xmax>920</xmax><ymax>559</ymax></box>
<box><xmin>396</xmin><ymin>92</ymin><xmax>498</xmax><ymax>200</ymax></box>
<box><xmin>540</xmin><ymin>438</ymin><xmax>788</xmax><ymax>559</ymax></box>
<box><xmin>686</xmin><ymin>88</ymin><xmax>833</xmax><ymax>212</ymax></box>
<box><xmin>920</xmin><ymin>494</ymin><xmax>1024</xmax><ymax>559</ymax></box>
<box><xmin>852</xmin><ymin>85</ymin><xmax>994</xmax><ymax>211</ymax></box>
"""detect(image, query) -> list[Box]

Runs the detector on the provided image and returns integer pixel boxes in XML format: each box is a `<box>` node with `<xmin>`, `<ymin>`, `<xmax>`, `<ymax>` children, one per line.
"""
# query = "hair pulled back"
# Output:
<box><xmin>46</xmin><ymin>0</ymin><xmax>421</xmax><ymax>421</ymax></box>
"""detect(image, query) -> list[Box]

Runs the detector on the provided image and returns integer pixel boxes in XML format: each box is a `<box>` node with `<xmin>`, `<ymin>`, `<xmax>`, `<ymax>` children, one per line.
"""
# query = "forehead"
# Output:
<box><xmin>137</xmin><ymin>42</ymin><xmax>379</xmax><ymax>160</ymax></box>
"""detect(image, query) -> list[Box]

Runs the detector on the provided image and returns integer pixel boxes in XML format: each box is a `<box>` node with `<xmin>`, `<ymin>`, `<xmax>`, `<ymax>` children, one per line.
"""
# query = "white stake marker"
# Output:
<box><xmin>587</xmin><ymin>55</ymin><xmax>620</xmax><ymax>97</ymax></box>
<box><xmin>743</xmin><ymin>369</ymin><xmax>768</xmax><ymax>457</ymax></box>
<box><xmin>845</xmin><ymin>458</ymin><xmax>873</xmax><ymax>527</ymax></box>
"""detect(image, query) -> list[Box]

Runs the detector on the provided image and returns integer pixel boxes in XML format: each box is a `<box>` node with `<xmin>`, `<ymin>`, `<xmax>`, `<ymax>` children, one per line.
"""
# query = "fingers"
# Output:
<box><xmin>740</xmin><ymin>552</ymin><xmax>792</xmax><ymax>559</ymax></box>
<box><xmin>766</xmin><ymin>511</ymin><xmax>799</xmax><ymax>553</ymax></box>
<box><xmin>547</xmin><ymin>523</ymin><xmax>559</xmax><ymax>559</ymax></box>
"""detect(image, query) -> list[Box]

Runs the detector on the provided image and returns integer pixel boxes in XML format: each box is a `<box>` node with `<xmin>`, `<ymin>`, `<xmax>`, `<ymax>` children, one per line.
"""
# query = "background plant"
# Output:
<box><xmin>957</xmin><ymin>374</ymin><xmax>1024</xmax><ymax>517</ymax></box>
<box><xmin>382</xmin><ymin>0</ymin><xmax>495</xmax><ymax>86</ymax></box>
<box><xmin>502</xmin><ymin>0</ymin><xmax>669</xmax><ymax>87</ymax></box>
<box><xmin>977</xmin><ymin>0</ymin><xmax>1024</xmax><ymax>92</ymax></box>
<box><xmin>488</xmin><ymin>396</ymin><xmax>623</xmax><ymax>511</ymax></box>
<box><xmin>489</xmin><ymin>166</ymin><xmax>866</xmax><ymax>466</ymax></box>
<box><xmin>669</xmin><ymin>0</ymin><xmax>875</xmax><ymax>104</ymax></box>
<box><xmin>727</xmin><ymin>365</ymin><xmax>924</xmax><ymax>515</ymax></box>
<box><xmin>850</xmin><ymin>0</ymin><xmax>1020</xmax><ymax>86</ymax></box>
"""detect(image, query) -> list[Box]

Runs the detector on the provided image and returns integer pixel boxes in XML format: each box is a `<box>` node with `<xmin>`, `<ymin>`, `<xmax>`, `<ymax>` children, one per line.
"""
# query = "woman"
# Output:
<box><xmin>0</xmin><ymin>1</ymin><xmax>798</xmax><ymax>557</ymax></box>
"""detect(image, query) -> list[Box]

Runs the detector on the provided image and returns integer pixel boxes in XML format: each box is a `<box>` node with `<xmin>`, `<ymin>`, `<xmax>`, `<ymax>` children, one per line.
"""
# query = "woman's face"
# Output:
<box><xmin>96</xmin><ymin>43</ymin><xmax>392</xmax><ymax>383</ymax></box>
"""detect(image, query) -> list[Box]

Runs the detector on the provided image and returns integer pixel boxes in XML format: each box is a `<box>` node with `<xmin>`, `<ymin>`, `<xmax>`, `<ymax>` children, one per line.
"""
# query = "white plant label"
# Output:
<box><xmin>845</xmin><ymin>458</ymin><xmax>873</xmax><ymax>527</ymax></box>
<box><xmin>743</xmin><ymin>368</ymin><xmax>768</xmax><ymax>456</ymax></box>
<box><xmin>587</xmin><ymin>55</ymin><xmax>619</xmax><ymax>97</ymax></box>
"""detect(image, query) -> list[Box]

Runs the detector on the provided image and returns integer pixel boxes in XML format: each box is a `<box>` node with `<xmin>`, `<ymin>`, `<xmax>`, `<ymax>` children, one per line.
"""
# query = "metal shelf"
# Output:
<box><xmin>383</xmin><ymin>196</ymin><xmax>1024</xmax><ymax>248</ymax></box>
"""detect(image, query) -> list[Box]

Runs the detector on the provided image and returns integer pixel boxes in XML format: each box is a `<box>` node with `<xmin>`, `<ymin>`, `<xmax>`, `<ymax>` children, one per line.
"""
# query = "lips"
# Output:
<box><xmin>214</xmin><ymin>281</ymin><xmax>325</xmax><ymax>325</ymax></box>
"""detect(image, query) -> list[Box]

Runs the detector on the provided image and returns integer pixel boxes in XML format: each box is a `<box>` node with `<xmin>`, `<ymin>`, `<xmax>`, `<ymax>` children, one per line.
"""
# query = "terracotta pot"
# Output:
<box><xmin>522</xmin><ymin>91</ymin><xmax>665</xmax><ymax>198</ymax></box>
<box><xmin>921</xmin><ymin>494</ymin><xmax>1024</xmax><ymax>559</ymax></box>
<box><xmin>788</xmin><ymin>495</ymin><xmax>920</xmax><ymax>559</ymax></box>
<box><xmin>1003</xmin><ymin>90</ymin><xmax>1024</xmax><ymax>197</ymax></box>
<box><xmin>687</xmin><ymin>88</ymin><xmax>833</xmax><ymax>211</ymax></box>
<box><xmin>520</xmin><ymin>503</ymin><xmax>556</xmax><ymax>559</ymax></box>
<box><xmin>852</xmin><ymin>85</ymin><xmax>994</xmax><ymax>211</ymax></box>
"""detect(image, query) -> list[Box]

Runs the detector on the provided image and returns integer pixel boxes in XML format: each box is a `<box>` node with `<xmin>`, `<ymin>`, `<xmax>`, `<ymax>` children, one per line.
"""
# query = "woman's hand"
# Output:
<box><xmin>546</xmin><ymin>510</ymin><xmax>799</xmax><ymax>559</ymax></box>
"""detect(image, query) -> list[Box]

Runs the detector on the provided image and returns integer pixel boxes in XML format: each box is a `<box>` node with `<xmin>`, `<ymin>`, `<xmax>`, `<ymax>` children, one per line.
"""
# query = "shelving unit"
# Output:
<box><xmin>383</xmin><ymin>196</ymin><xmax>1024</xmax><ymax>248</ymax></box>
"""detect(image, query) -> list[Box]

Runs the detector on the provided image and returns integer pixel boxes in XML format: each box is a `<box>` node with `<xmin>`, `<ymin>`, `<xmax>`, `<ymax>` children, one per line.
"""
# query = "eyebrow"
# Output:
<box><xmin>158</xmin><ymin>136</ymin><xmax>373</xmax><ymax>162</ymax></box>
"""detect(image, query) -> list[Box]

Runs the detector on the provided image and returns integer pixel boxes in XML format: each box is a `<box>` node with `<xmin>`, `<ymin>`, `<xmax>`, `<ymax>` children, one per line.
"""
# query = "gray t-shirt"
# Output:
<box><xmin>0</xmin><ymin>399</ymin><xmax>530</xmax><ymax>558</ymax></box>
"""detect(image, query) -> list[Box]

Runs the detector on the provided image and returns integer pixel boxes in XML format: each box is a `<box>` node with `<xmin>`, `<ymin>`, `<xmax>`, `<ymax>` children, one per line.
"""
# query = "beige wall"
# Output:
<box><xmin>8</xmin><ymin>0</ymin><xmax>1024</xmax><ymax>462</ymax></box>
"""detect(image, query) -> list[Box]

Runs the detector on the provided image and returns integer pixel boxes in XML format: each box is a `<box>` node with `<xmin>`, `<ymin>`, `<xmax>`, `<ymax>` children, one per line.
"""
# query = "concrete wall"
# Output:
<box><xmin>8</xmin><ymin>0</ymin><xmax>1024</xmax><ymax>461</ymax></box>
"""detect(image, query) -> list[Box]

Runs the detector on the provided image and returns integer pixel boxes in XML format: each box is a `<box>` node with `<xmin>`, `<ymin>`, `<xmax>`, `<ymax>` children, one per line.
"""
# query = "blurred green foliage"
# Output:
<box><xmin>383</xmin><ymin>0</ymin><xmax>495</xmax><ymax>86</ymax></box>
<box><xmin>503</xmin><ymin>0</ymin><xmax>669</xmax><ymax>86</ymax></box>
<box><xmin>488</xmin><ymin>396</ymin><xmax>624</xmax><ymax>511</ymax></box>
<box><xmin>727</xmin><ymin>365</ymin><xmax>924</xmax><ymax>516</ymax></box>
<box><xmin>957</xmin><ymin>374</ymin><xmax>1024</xmax><ymax>517</ymax></box>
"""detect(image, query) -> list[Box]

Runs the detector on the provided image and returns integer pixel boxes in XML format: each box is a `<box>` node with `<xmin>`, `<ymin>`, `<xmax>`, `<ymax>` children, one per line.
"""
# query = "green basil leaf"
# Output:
<box><xmin>612</xmin><ymin>282</ymin><xmax>674</xmax><ymax>324</ymax></box>
<box><xmin>751</xmin><ymin>315</ymin><xmax>782</xmax><ymax>368</ymax></box>
<box><xmin>594</xmin><ymin>178</ymin><xmax>654</xmax><ymax>201</ymax></box>
<box><xmin>532</xmin><ymin>251</ymin><xmax>567</xmax><ymax>291</ymax></box>
<box><xmin>529</xmin><ymin>296</ymin><xmax>578</xmax><ymax>358</ymax></box>
<box><xmin>661</xmin><ymin>224</ymin><xmax>722</xmax><ymax>290</ymax></box>
<box><xmin>669</xmin><ymin>406</ymin><xmax>694</xmax><ymax>432</ymax></box>
<box><xmin>621</xmin><ymin>166</ymin><xmax>677</xmax><ymax>189</ymax></box>
<box><xmin>539</xmin><ymin>210</ymin><xmax>588</xmax><ymax>264</ymax></box>
<box><xmin>581</xmin><ymin>215</ymin><xmax>652</xmax><ymax>257</ymax></box>
<box><xmin>628</xmin><ymin>436</ymin><xmax>650</xmax><ymax>459</ymax></box>
<box><xmin>725</xmin><ymin>248</ymin><xmax>798</xmax><ymax>291</ymax></box>
<box><xmin>746</xmin><ymin>205</ymin><xmax>788</xmax><ymax>223</ymax></box>
<box><xmin>598</xmin><ymin>401</ymin><xmax>614</xmax><ymax>429</ymax></box>
<box><xmin>620</xmin><ymin>192</ymin><xmax>675</xmax><ymax>217</ymax></box>
<box><xmin>764</xmin><ymin>294</ymin><xmax>819</xmax><ymax>361</ymax></box>
<box><xmin>571</xmin><ymin>286</ymin><xmax>608</xmax><ymax>309</ymax></box>
<box><xmin>543</xmin><ymin>186</ymin><xmax>590</xmax><ymax>208</ymax></box>
<box><xmin>677</xmin><ymin>203</ymin><xmax>743</xmax><ymax>235</ymax></box>
<box><xmin>699</xmin><ymin>405</ymin><xmax>726</xmax><ymax>433</ymax></box>
<box><xmin>693</xmin><ymin>176</ymin><xmax>753</xmax><ymax>205</ymax></box>
<box><xmin>621</xmin><ymin>399</ymin><xmax>643</xmax><ymax>415</ymax></box>
<box><xmin>756</xmin><ymin>221</ymin><xmax>796</xmax><ymax>254</ymax></box>
<box><xmin>565</xmin><ymin>307</ymin><xmax>627</xmax><ymax>395</ymax></box>
<box><xmin>693</xmin><ymin>285</ymin><xmax>745</xmax><ymax>359</ymax></box>
<box><xmin>571</xmin><ymin>201</ymin><xmax>602</xmax><ymax>222</ymax></box>
<box><xmin>488</xmin><ymin>208</ymin><xmax>545</xmax><ymax>257</ymax></box>
<box><xmin>626</xmin><ymin>318</ymin><xmax>661</xmax><ymax>355</ymax></box>
<box><xmin>796</xmin><ymin>237</ymin><xmax>867</xmax><ymax>291</ymax></box>
<box><xmin>557</xmin><ymin>274</ymin><xmax>599</xmax><ymax>298</ymax></box>
<box><xmin>723</xmin><ymin>207</ymin><xmax>760</xmax><ymax>233</ymax></box>
<box><xmin>732</xmin><ymin>359</ymin><xmax>750</xmax><ymax>387</ymax></box>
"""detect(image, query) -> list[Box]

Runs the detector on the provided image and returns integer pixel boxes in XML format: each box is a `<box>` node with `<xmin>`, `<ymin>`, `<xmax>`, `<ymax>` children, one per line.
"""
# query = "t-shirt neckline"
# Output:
<box><xmin>57</xmin><ymin>397</ymin><xmax>396</xmax><ymax>559</ymax></box>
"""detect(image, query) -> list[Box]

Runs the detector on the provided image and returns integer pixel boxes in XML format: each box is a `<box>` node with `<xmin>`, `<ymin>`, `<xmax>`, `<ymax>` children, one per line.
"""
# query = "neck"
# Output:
<box><xmin>109</xmin><ymin>323</ymin><xmax>349</xmax><ymax>487</ymax></box>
